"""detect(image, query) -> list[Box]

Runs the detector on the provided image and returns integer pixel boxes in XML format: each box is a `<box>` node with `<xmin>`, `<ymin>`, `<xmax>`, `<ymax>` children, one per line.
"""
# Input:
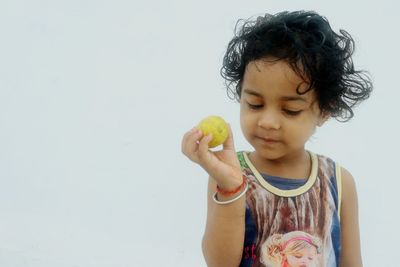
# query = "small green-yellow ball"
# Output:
<box><xmin>198</xmin><ymin>115</ymin><xmax>229</xmax><ymax>148</ymax></box>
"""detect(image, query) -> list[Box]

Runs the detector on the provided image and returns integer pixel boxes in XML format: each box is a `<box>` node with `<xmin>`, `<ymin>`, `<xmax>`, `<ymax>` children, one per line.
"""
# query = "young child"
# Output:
<box><xmin>181</xmin><ymin>10</ymin><xmax>372</xmax><ymax>267</ymax></box>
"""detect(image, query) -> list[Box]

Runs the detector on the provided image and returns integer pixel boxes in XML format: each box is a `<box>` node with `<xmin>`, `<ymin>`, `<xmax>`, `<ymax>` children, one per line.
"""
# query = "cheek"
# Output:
<box><xmin>294</xmin><ymin>124</ymin><xmax>317</xmax><ymax>142</ymax></box>
<box><xmin>240</xmin><ymin>108</ymin><xmax>257</xmax><ymax>124</ymax></box>
<box><xmin>287</xmin><ymin>115</ymin><xmax>318</xmax><ymax>134</ymax></box>
<box><xmin>240</xmin><ymin>107</ymin><xmax>250</xmax><ymax>128</ymax></box>
<box><xmin>240</xmin><ymin>113</ymin><xmax>250</xmax><ymax>135</ymax></box>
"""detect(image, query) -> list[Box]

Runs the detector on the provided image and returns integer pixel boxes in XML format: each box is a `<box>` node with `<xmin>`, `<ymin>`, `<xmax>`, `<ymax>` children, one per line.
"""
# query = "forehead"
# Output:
<box><xmin>242</xmin><ymin>59</ymin><xmax>312</xmax><ymax>97</ymax></box>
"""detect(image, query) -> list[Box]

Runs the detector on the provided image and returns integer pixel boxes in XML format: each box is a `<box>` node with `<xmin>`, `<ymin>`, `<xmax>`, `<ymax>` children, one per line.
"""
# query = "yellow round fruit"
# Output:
<box><xmin>198</xmin><ymin>115</ymin><xmax>229</xmax><ymax>148</ymax></box>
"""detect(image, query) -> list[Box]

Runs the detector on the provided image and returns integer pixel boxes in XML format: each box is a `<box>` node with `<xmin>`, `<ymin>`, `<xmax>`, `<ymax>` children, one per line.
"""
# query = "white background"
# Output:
<box><xmin>0</xmin><ymin>0</ymin><xmax>398</xmax><ymax>266</ymax></box>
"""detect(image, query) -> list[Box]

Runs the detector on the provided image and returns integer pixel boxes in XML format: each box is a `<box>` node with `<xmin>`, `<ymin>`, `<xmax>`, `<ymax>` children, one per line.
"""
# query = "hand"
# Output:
<box><xmin>181</xmin><ymin>124</ymin><xmax>243</xmax><ymax>190</ymax></box>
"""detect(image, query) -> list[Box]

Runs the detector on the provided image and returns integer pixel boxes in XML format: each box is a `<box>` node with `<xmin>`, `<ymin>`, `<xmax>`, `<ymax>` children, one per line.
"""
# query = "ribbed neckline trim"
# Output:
<box><xmin>242</xmin><ymin>151</ymin><xmax>318</xmax><ymax>197</ymax></box>
<box><xmin>262</xmin><ymin>174</ymin><xmax>308</xmax><ymax>188</ymax></box>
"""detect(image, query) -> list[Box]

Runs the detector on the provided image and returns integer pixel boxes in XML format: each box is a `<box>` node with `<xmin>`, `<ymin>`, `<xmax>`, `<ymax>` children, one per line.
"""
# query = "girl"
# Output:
<box><xmin>181</xmin><ymin>10</ymin><xmax>372</xmax><ymax>267</ymax></box>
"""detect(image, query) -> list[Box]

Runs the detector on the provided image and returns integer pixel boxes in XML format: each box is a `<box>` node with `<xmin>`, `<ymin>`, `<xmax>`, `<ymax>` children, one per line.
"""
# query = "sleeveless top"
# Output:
<box><xmin>237</xmin><ymin>151</ymin><xmax>342</xmax><ymax>267</ymax></box>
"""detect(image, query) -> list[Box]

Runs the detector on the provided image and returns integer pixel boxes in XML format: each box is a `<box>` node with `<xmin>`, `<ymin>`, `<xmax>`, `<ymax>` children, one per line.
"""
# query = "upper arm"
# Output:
<box><xmin>339</xmin><ymin>166</ymin><xmax>363</xmax><ymax>267</ymax></box>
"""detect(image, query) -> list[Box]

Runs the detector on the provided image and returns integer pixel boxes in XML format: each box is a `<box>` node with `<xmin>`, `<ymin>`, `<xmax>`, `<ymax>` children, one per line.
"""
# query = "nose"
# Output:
<box><xmin>257</xmin><ymin>110</ymin><xmax>281</xmax><ymax>130</ymax></box>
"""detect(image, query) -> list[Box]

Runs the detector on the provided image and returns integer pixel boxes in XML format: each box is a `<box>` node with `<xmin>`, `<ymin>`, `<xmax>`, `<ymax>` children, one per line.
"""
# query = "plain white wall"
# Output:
<box><xmin>0</xmin><ymin>0</ymin><xmax>398</xmax><ymax>266</ymax></box>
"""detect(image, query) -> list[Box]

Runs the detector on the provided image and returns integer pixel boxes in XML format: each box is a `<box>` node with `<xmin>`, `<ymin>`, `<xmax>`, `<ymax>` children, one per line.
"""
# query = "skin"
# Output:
<box><xmin>240</xmin><ymin>59</ymin><xmax>327</xmax><ymax>179</ymax></box>
<box><xmin>339</xmin><ymin>167</ymin><xmax>363</xmax><ymax>267</ymax></box>
<box><xmin>181</xmin><ymin>125</ymin><xmax>245</xmax><ymax>267</ymax></box>
<box><xmin>181</xmin><ymin>58</ymin><xmax>362</xmax><ymax>267</ymax></box>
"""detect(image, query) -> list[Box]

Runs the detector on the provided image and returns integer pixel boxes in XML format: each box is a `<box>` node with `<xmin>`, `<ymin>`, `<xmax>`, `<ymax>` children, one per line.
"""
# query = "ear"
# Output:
<box><xmin>317</xmin><ymin>111</ymin><xmax>330</xmax><ymax>127</ymax></box>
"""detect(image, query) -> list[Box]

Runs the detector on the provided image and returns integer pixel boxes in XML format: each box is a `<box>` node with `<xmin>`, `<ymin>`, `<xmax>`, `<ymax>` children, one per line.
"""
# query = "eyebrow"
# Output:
<box><xmin>280</xmin><ymin>96</ymin><xmax>308</xmax><ymax>102</ymax></box>
<box><xmin>242</xmin><ymin>89</ymin><xmax>263</xmax><ymax>97</ymax></box>
<box><xmin>242</xmin><ymin>89</ymin><xmax>308</xmax><ymax>102</ymax></box>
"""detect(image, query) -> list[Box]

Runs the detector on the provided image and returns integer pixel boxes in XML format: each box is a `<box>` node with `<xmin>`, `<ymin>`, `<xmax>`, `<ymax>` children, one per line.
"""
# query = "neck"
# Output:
<box><xmin>249</xmin><ymin>150</ymin><xmax>311</xmax><ymax>179</ymax></box>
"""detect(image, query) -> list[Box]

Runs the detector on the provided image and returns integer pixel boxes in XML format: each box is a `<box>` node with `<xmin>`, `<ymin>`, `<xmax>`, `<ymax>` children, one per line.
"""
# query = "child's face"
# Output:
<box><xmin>240</xmin><ymin>59</ymin><xmax>327</xmax><ymax>162</ymax></box>
<box><xmin>285</xmin><ymin>246</ymin><xmax>318</xmax><ymax>267</ymax></box>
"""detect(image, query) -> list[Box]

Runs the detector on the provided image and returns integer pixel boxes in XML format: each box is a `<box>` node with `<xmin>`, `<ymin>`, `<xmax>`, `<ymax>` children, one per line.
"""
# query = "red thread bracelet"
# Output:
<box><xmin>216</xmin><ymin>175</ymin><xmax>247</xmax><ymax>196</ymax></box>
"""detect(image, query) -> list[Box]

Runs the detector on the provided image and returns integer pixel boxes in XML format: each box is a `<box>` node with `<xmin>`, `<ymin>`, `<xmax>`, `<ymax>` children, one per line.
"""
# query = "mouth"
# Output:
<box><xmin>257</xmin><ymin>136</ymin><xmax>281</xmax><ymax>144</ymax></box>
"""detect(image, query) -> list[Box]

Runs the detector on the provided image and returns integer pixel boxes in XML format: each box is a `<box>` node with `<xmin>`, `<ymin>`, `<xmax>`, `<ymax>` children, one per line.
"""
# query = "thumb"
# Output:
<box><xmin>222</xmin><ymin>123</ymin><xmax>236</xmax><ymax>151</ymax></box>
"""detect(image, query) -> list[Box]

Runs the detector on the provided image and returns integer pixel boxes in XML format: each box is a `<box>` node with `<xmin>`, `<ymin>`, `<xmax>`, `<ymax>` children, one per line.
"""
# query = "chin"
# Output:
<box><xmin>252</xmin><ymin>147</ymin><xmax>286</xmax><ymax>161</ymax></box>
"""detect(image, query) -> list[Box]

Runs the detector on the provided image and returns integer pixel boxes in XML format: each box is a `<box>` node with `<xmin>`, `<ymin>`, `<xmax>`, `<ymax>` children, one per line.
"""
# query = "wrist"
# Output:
<box><xmin>213</xmin><ymin>177</ymin><xmax>248</xmax><ymax>205</ymax></box>
<box><xmin>216</xmin><ymin>174</ymin><xmax>247</xmax><ymax>196</ymax></box>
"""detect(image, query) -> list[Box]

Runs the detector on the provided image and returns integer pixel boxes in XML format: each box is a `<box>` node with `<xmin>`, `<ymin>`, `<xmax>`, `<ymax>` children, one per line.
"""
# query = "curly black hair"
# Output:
<box><xmin>221</xmin><ymin>10</ymin><xmax>373</xmax><ymax>121</ymax></box>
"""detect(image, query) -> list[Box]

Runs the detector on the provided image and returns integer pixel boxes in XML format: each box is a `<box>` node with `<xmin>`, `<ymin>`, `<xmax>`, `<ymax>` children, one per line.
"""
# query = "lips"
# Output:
<box><xmin>256</xmin><ymin>136</ymin><xmax>281</xmax><ymax>144</ymax></box>
<box><xmin>264</xmin><ymin>138</ymin><xmax>279</xmax><ymax>142</ymax></box>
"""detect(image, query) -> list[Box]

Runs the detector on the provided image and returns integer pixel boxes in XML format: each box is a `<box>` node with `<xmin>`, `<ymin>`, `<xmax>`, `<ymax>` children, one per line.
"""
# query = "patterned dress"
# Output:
<box><xmin>238</xmin><ymin>151</ymin><xmax>342</xmax><ymax>267</ymax></box>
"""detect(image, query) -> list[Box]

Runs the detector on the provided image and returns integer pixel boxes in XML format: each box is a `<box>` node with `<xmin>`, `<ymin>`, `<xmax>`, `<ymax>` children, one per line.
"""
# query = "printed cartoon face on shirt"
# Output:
<box><xmin>260</xmin><ymin>231</ymin><xmax>321</xmax><ymax>267</ymax></box>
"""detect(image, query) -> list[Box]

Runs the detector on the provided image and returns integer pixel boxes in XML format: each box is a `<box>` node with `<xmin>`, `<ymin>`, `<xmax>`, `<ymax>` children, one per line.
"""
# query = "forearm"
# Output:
<box><xmin>202</xmin><ymin>179</ymin><xmax>246</xmax><ymax>267</ymax></box>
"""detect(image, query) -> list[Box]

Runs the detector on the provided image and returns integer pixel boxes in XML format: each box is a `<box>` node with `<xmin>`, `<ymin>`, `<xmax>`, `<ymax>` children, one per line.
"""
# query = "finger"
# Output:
<box><xmin>181</xmin><ymin>127</ymin><xmax>202</xmax><ymax>158</ymax></box>
<box><xmin>182</xmin><ymin>128</ymin><xmax>200</xmax><ymax>152</ymax></box>
<box><xmin>181</xmin><ymin>127</ymin><xmax>194</xmax><ymax>153</ymax></box>
<box><xmin>222</xmin><ymin>123</ymin><xmax>236</xmax><ymax>151</ymax></box>
<box><xmin>197</xmin><ymin>133</ymin><xmax>213</xmax><ymax>163</ymax></box>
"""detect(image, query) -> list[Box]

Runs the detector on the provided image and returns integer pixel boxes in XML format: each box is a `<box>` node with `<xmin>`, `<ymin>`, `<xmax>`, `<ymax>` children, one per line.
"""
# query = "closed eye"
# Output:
<box><xmin>247</xmin><ymin>103</ymin><xmax>263</xmax><ymax>109</ymax></box>
<box><xmin>283</xmin><ymin>109</ymin><xmax>302</xmax><ymax>116</ymax></box>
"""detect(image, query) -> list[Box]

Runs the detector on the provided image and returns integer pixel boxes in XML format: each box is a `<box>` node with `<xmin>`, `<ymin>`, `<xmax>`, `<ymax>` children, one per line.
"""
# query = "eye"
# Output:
<box><xmin>247</xmin><ymin>102</ymin><xmax>263</xmax><ymax>109</ymax></box>
<box><xmin>283</xmin><ymin>109</ymin><xmax>302</xmax><ymax>116</ymax></box>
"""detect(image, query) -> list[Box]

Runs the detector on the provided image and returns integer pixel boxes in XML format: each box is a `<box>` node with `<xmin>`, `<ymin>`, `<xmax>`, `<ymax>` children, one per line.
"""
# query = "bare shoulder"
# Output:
<box><xmin>340</xmin><ymin>166</ymin><xmax>358</xmax><ymax>201</ymax></box>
